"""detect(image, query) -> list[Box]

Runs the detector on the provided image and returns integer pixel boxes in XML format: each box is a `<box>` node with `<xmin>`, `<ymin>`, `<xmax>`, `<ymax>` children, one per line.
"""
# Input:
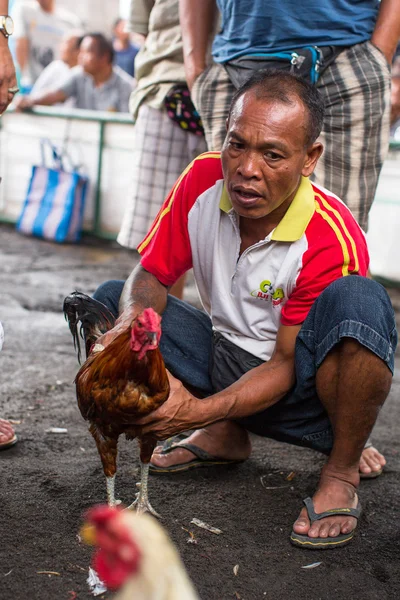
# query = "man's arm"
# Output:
<box><xmin>95</xmin><ymin>264</ymin><xmax>168</xmax><ymax>348</ymax></box>
<box><xmin>16</xmin><ymin>89</ymin><xmax>67</xmax><ymax>109</ymax></box>
<box><xmin>0</xmin><ymin>0</ymin><xmax>17</xmax><ymax>113</ymax></box>
<box><xmin>179</xmin><ymin>0</ymin><xmax>217</xmax><ymax>90</ymax></box>
<box><xmin>371</xmin><ymin>0</ymin><xmax>400</xmax><ymax>64</ymax></box>
<box><xmin>135</xmin><ymin>323</ymin><xmax>302</xmax><ymax>440</ymax></box>
<box><xmin>15</xmin><ymin>37</ymin><xmax>28</xmax><ymax>73</ymax></box>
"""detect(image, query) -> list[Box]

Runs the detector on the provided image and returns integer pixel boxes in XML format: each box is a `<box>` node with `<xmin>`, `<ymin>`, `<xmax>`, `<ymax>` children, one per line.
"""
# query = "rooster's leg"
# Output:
<box><xmin>126</xmin><ymin>461</ymin><xmax>160</xmax><ymax>518</ymax></box>
<box><xmin>106</xmin><ymin>475</ymin><xmax>117</xmax><ymax>506</ymax></box>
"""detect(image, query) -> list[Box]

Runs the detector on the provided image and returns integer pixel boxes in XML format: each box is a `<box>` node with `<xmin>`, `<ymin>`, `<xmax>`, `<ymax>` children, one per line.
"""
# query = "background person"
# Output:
<box><xmin>30</xmin><ymin>30</ymin><xmax>83</xmax><ymax>105</ymax></box>
<box><xmin>16</xmin><ymin>33</ymin><xmax>135</xmax><ymax>112</ymax></box>
<box><xmin>180</xmin><ymin>0</ymin><xmax>400</xmax><ymax>232</ymax></box>
<box><xmin>116</xmin><ymin>0</ymin><xmax>207</xmax><ymax>300</ymax></box>
<box><xmin>112</xmin><ymin>17</ymin><xmax>139</xmax><ymax>78</ymax></box>
<box><xmin>12</xmin><ymin>0</ymin><xmax>82</xmax><ymax>91</ymax></box>
<box><xmin>0</xmin><ymin>0</ymin><xmax>18</xmax><ymax>448</ymax></box>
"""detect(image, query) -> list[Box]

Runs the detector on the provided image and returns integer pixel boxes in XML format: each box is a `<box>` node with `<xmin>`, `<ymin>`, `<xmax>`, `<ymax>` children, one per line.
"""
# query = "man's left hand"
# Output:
<box><xmin>134</xmin><ymin>371</ymin><xmax>210</xmax><ymax>440</ymax></box>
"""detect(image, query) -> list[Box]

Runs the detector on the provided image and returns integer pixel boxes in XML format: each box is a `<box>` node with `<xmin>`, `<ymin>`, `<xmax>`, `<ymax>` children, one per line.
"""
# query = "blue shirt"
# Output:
<box><xmin>212</xmin><ymin>0</ymin><xmax>380</xmax><ymax>63</ymax></box>
<box><xmin>114</xmin><ymin>44</ymin><xmax>140</xmax><ymax>78</ymax></box>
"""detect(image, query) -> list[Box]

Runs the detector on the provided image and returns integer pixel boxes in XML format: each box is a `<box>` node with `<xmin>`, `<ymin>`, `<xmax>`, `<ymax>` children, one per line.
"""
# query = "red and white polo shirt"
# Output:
<box><xmin>138</xmin><ymin>152</ymin><xmax>369</xmax><ymax>361</ymax></box>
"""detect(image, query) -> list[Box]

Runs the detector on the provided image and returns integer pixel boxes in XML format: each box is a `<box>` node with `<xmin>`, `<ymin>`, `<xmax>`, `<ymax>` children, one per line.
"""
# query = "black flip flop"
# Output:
<box><xmin>290</xmin><ymin>496</ymin><xmax>362</xmax><ymax>549</ymax></box>
<box><xmin>150</xmin><ymin>434</ymin><xmax>243</xmax><ymax>474</ymax></box>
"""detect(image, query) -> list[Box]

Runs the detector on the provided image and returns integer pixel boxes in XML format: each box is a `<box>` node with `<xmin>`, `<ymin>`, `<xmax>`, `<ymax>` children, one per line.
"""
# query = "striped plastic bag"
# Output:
<box><xmin>16</xmin><ymin>140</ymin><xmax>88</xmax><ymax>243</ymax></box>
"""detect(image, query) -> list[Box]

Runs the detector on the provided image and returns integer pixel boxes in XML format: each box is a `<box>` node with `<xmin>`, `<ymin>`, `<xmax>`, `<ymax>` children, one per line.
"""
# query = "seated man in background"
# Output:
<box><xmin>17</xmin><ymin>33</ymin><xmax>135</xmax><ymax>113</ymax></box>
<box><xmin>30</xmin><ymin>30</ymin><xmax>84</xmax><ymax>106</ymax></box>
<box><xmin>112</xmin><ymin>18</ymin><xmax>140</xmax><ymax>78</ymax></box>
<box><xmin>91</xmin><ymin>70</ymin><xmax>397</xmax><ymax>549</ymax></box>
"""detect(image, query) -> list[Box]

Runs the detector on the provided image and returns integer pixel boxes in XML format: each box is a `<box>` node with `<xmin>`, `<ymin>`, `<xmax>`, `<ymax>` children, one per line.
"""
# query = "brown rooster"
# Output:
<box><xmin>63</xmin><ymin>292</ymin><xmax>170</xmax><ymax>516</ymax></box>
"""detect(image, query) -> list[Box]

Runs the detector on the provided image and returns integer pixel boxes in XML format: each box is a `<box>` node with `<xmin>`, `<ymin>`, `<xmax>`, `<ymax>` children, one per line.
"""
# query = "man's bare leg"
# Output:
<box><xmin>292</xmin><ymin>339</ymin><xmax>392</xmax><ymax>540</ymax></box>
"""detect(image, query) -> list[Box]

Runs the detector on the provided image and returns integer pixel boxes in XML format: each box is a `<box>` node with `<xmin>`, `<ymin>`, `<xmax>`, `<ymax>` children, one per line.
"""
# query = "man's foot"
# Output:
<box><xmin>0</xmin><ymin>419</ymin><xmax>17</xmax><ymax>450</ymax></box>
<box><xmin>359</xmin><ymin>445</ymin><xmax>385</xmax><ymax>478</ymax></box>
<box><xmin>151</xmin><ymin>421</ymin><xmax>251</xmax><ymax>469</ymax></box>
<box><xmin>292</xmin><ymin>468</ymin><xmax>360</xmax><ymax>547</ymax></box>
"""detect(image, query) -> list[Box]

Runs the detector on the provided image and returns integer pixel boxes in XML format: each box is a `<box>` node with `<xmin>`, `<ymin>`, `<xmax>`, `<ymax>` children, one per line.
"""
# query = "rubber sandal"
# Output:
<box><xmin>0</xmin><ymin>433</ymin><xmax>17</xmax><ymax>450</ymax></box>
<box><xmin>150</xmin><ymin>434</ymin><xmax>244</xmax><ymax>474</ymax></box>
<box><xmin>290</xmin><ymin>496</ymin><xmax>362</xmax><ymax>550</ymax></box>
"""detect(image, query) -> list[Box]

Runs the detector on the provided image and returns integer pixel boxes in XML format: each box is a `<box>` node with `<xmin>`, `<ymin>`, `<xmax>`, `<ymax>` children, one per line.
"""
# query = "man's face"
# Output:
<box><xmin>60</xmin><ymin>36</ymin><xmax>80</xmax><ymax>67</ymax></box>
<box><xmin>78</xmin><ymin>37</ymin><xmax>104</xmax><ymax>75</ymax></box>
<box><xmin>221</xmin><ymin>91</ymin><xmax>322</xmax><ymax>221</ymax></box>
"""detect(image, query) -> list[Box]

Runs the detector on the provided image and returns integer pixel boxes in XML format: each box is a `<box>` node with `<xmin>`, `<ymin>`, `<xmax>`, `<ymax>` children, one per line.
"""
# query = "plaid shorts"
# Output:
<box><xmin>191</xmin><ymin>41</ymin><xmax>391</xmax><ymax>231</ymax></box>
<box><xmin>117</xmin><ymin>104</ymin><xmax>207</xmax><ymax>250</ymax></box>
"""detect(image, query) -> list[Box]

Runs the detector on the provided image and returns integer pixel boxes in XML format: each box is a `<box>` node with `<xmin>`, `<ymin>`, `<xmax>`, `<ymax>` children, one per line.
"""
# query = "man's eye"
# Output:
<box><xmin>265</xmin><ymin>151</ymin><xmax>282</xmax><ymax>160</ymax></box>
<box><xmin>229</xmin><ymin>141</ymin><xmax>243</xmax><ymax>150</ymax></box>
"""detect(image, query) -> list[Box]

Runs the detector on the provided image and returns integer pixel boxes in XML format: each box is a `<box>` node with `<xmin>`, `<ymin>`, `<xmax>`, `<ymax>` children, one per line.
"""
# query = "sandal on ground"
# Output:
<box><xmin>0</xmin><ymin>419</ymin><xmax>18</xmax><ymax>450</ymax></box>
<box><xmin>150</xmin><ymin>433</ymin><xmax>244</xmax><ymax>474</ymax></box>
<box><xmin>290</xmin><ymin>496</ymin><xmax>362</xmax><ymax>550</ymax></box>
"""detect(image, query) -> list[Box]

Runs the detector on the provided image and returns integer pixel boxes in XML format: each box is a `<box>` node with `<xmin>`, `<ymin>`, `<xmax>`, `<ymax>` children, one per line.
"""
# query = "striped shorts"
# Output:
<box><xmin>117</xmin><ymin>104</ymin><xmax>207</xmax><ymax>250</ymax></box>
<box><xmin>191</xmin><ymin>41</ymin><xmax>391</xmax><ymax>231</ymax></box>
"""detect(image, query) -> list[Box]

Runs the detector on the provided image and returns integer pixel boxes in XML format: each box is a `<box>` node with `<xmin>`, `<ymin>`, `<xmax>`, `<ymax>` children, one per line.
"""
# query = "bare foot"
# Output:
<box><xmin>151</xmin><ymin>421</ymin><xmax>251</xmax><ymax>468</ymax></box>
<box><xmin>292</xmin><ymin>468</ymin><xmax>359</xmax><ymax>540</ymax></box>
<box><xmin>359</xmin><ymin>445</ymin><xmax>385</xmax><ymax>476</ymax></box>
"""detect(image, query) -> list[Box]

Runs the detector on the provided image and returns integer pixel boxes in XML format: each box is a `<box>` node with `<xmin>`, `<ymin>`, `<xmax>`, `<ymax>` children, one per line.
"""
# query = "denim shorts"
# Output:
<box><xmin>94</xmin><ymin>276</ymin><xmax>397</xmax><ymax>455</ymax></box>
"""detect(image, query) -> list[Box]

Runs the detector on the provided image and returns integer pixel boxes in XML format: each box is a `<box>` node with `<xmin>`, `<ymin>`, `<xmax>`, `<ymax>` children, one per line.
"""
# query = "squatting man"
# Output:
<box><xmin>90</xmin><ymin>70</ymin><xmax>396</xmax><ymax>549</ymax></box>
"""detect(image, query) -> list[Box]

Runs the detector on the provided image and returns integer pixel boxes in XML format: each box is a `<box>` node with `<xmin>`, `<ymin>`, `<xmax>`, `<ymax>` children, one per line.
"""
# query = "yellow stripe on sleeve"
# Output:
<box><xmin>315</xmin><ymin>193</ymin><xmax>359</xmax><ymax>274</ymax></box>
<box><xmin>137</xmin><ymin>152</ymin><xmax>221</xmax><ymax>254</ymax></box>
<box><xmin>314</xmin><ymin>201</ymin><xmax>350</xmax><ymax>276</ymax></box>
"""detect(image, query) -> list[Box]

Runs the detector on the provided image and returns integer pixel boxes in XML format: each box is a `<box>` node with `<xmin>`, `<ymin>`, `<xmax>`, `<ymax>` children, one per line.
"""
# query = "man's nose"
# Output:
<box><xmin>237</xmin><ymin>151</ymin><xmax>262</xmax><ymax>179</ymax></box>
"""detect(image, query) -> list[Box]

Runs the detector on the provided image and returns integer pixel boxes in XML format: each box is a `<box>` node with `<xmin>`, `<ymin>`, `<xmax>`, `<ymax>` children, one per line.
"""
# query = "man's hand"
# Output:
<box><xmin>14</xmin><ymin>94</ymin><xmax>34</xmax><ymax>111</ymax></box>
<box><xmin>0</xmin><ymin>38</ymin><xmax>18</xmax><ymax>114</ymax></box>
<box><xmin>133</xmin><ymin>371</ymin><xmax>208</xmax><ymax>440</ymax></box>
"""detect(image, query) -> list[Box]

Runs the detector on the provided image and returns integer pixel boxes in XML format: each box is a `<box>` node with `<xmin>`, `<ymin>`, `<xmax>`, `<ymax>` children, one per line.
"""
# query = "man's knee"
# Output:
<box><xmin>316</xmin><ymin>276</ymin><xmax>395</xmax><ymax>328</ymax></box>
<box><xmin>93</xmin><ymin>280</ymin><xmax>125</xmax><ymax>318</ymax></box>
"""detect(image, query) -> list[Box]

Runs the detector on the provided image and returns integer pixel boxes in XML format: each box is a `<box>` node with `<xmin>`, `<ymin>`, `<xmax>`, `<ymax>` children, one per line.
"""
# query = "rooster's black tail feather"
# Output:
<box><xmin>63</xmin><ymin>291</ymin><xmax>116</xmax><ymax>363</ymax></box>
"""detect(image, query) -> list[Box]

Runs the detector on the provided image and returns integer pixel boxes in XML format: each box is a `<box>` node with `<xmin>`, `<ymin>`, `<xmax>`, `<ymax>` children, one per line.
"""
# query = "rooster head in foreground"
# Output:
<box><xmin>129</xmin><ymin>308</ymin><xmax>162</xmax><ymax>359</ymax></box>
<box><xmin>81</xmin><ymin>505</ymin><xmax>200</xmax><ymax>600</ymax></box>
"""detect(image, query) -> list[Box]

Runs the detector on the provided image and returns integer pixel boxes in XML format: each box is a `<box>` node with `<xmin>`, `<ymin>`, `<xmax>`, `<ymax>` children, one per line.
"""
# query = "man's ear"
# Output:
<box><xmin>225</xmin><ymin>117</ymin><xmax>229</xmax><ymax>132</ymax></box>
<box><xmin>301</xmin><ymin>142</ymin><xmax>324</xmax><ymax>177</ymax></box>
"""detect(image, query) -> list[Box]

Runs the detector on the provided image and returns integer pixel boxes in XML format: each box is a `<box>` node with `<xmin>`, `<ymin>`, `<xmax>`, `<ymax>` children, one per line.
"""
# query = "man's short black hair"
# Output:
<box><xmin>84</xmin><ymin>32</ymin><xmax>115</xmax><ymax>64</ymax></box>
<box><xmin>228</xmin><ymin>69</ymin><xmax>325</xmax><ymax>146</ymax></box>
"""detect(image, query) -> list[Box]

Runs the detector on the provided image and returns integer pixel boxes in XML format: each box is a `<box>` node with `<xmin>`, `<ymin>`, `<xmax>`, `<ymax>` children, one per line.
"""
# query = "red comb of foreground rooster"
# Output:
<box><xmin>82</xmin><ymin>505</ymin><xmax>200</xmax><ymax>599</ymax></box>
<box><xmin>63</xmin><ymin>292</ymin><xmax>170</xmax><ymax>516</ymax></box>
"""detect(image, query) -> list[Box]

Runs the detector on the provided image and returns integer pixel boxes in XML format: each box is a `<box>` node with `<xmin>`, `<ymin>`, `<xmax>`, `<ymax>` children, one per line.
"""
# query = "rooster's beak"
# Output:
<box><xmin>147</xmin><ymin>332</ymin><xmax>157</xmax><ymax>346</ymax></box>
<box><xmin>80</xmin><ymin>523</ymin><xmax>97</xmax><ymax>546</ymax></box>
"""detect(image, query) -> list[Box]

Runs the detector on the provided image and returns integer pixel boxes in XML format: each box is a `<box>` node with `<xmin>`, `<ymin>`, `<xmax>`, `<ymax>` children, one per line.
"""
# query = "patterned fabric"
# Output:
<box><xmin>117</xmin><ymin>104</ymin><xmax>207</xmax><ymax>250</ymax></box>
<box><xmin>191</xmin><ymin>41</ymin><xmax>391</xmax><ymax>231</ymax></box>
<box><xmin>138</xmin><ymin>153</ymin><xmax>369</xmax><ymax>361</ymax></box>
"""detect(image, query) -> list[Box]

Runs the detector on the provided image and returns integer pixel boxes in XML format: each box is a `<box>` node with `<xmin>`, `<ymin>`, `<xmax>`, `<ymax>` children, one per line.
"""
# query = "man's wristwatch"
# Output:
<box><xmin>0</xmin><ymin>16</ymin><xmax>14</xmax><ymax>38</ymax></box>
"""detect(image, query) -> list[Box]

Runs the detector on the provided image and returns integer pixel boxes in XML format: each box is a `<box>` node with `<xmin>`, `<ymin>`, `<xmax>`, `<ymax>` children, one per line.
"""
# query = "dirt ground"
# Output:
<box><xmin>1</xmin><ymin>223</ymin><xmax>400</xmax><ymax>600</ymax></box>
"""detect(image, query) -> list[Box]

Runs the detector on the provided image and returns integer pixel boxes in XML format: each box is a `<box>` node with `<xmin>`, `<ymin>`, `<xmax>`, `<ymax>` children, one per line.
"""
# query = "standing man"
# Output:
<box><xmin>89</xmin><ymin>71</ymin><xmax>397</xmax><ymax>548</ymax></box>
<box><xmin>12</xmin><ymin>0</ymin><xmax>82</xmax><ymax>90</ymax></box>
<box><xmin>116</xmin><ymin>0</ymin><xmax>207</xmax><ymax>300</ymax></box>
<box><xmin>0</xmin><ymin>0</ymin><xmax>19</xmax><ymax>448</ymax></box>
<box><xmin>180</xmin><ymin>0</ymin><xmax>400</xmax><ymax>231</ymax></box>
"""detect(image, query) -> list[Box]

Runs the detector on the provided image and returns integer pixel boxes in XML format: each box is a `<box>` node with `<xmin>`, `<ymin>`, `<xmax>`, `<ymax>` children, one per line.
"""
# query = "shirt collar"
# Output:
<box><xmin>219</xmin><ymin>176</ymin><xmax>315</xmax><ymax>242</ymax></box>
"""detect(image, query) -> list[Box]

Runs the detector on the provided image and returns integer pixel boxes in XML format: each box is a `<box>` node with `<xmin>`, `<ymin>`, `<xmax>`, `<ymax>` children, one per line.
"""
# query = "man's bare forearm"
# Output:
<box><xmin>371</xmin><ymin>0</ymin><xmax>400</xmax><ymax>63</ymax></box>
<box><xmin>118</xmin><ymin>264</ymin><xmax>168</xmax><ymax>324</ymax></box>
<box><xmin>179</xmin><ymin>0</ymin><xmax>217</xmax><ymax>89</ymax></box>
<box><xmin>198</xmin><ymin>355</ymin><xmax>296</xmax><ymax>426</ymax></box>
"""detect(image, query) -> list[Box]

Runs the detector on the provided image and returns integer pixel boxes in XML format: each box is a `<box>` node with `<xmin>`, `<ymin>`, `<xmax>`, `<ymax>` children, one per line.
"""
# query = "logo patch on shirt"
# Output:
<box><xmin>250</xmin><ymin>280</ymin><xmax>285</xmax><ymax>306</ymax></box>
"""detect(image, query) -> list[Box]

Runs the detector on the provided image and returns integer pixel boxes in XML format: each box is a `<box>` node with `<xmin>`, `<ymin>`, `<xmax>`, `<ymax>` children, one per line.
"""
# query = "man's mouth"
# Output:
<box><xmin>231</xmin><ymin>185</ymin><xmax>263</xmax><ymax>207</ymax></box>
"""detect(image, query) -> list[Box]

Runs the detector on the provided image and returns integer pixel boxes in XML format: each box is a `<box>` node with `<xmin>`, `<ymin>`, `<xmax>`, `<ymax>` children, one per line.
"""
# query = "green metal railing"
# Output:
<box><xmin>0</xmin><ymin>106</ymin><xmax>135</xmax><ymax>240</ymax></box>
